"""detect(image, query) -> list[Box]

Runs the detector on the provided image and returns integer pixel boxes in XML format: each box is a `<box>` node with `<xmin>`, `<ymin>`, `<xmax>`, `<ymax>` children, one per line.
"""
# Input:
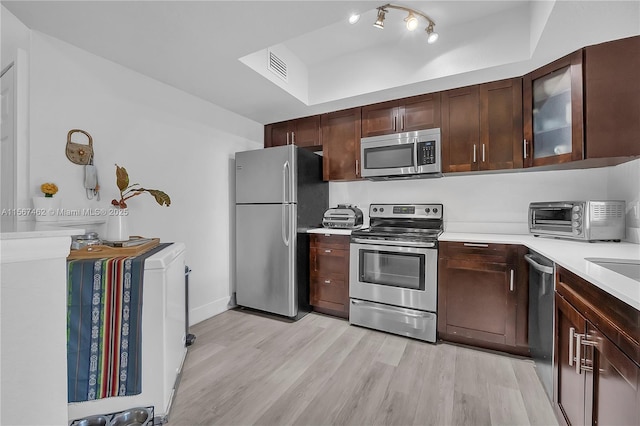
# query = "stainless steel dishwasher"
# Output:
<box><xmin>525</xmin><ymin>251</ymin><xmax>555</xmax><ymax>401</ymax></box>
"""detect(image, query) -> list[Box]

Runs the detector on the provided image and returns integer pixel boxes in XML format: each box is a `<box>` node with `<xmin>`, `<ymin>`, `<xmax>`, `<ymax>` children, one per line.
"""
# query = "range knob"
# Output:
<box><xmin>380</xmin><ymin>207</ymin><xmax>384</xmax><ymax>213</ymax></box>
<box><xmin>425</xmin><ymin>208</ymin><xmax>431</xmax><ymax>213</ymax></box>
<box><xmin>573</xmin><ymin>227</ymin><xmax>582</xmax><ymax>235</ymax></box>
<box><xmin>572</xmin><ymin>205</ymin><xmax>582</xmax><ymax>213</ymax></box>
<box><xmin>433</xmin><ymin>208</ymin><xmax>438</xmax><ymax>213</ymax></box>
<box><xmin>572</xmin><ymin>221</ymin><xmax>580</xmax><ymax>228</ymax></box>
<box><xmin>373</xmin><ymin>208</ymin><xmax>378</xmax><ymax>212</ymax></box>
<box><xmin>572</xmin><ymin>213</ymin><xmax>581</xmax><ymax>220</ymax></box>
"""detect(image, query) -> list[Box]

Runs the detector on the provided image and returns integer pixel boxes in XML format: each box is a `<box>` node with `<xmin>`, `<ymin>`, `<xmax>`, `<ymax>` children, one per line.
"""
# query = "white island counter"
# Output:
<box><xmin>1</xmin><ymin>223</ymin><xmax>84</xmax><ymax>425</ymax></box>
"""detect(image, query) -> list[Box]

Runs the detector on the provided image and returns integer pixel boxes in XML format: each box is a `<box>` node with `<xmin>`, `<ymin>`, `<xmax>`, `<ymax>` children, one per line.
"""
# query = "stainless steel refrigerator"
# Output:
<box><xmin>235</xmin><ymin>145</ymin><xmax>327</xmax><ymax>319</ymax></box>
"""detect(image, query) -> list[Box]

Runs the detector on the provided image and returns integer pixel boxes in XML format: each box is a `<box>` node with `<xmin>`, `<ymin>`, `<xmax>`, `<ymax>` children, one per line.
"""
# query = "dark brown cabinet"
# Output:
<box><xmin>361</xmin><ymin>93</ymin><xmax>440</xmax><ymax>137</ymax></box>
<box><xmin>441</xmin><ymin>86</ymin><xmax>480</xmax><ymax>173</ymax></box>
<box><xmin>479</xmin><ymin>78</ymin><xmax>524</xmax><ymax>170</ymax></box>
<box><xmin>437</xmin><ymin>242</ymin><xmax>529</xmax><ymax>355</ymax></box>
<box><xmin>309</xmin><ymin>233</ymin><xmax>350</xmax><ymax>318</ymax></box>
<box><xmin>264</xmin><ymin>115</ymin><xmax>321</xmax><ymax>149</ymax></box>
<box><xmin>523</xmin><ymin>50</ymin><xmax>584</xmax><ymax>167</ymax></box>
<box><xmin>321</xmin><ymin>107</ymin><xmax>362</xmax><ymax>181</ymax></box>
<box><xmin>584</xmin><ymin>35</ymin><xmax>640</xmax><ymax>159</ymax></box>
<box><xmin>554</xmin><ymin>266</ymin><xmax>640</xmax><ymax>426</ymax></box>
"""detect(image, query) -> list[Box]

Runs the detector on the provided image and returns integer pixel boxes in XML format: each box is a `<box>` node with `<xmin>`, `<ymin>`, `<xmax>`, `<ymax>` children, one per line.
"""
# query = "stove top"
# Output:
<box><xmin>351</xmin><ymin>203</ymin><xmax>444</xmax><ymax>243</ymax></box>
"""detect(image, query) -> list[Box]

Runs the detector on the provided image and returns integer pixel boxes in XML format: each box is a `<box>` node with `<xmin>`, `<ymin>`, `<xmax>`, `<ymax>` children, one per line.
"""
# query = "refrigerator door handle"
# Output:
<box><xmin>281</xmin><ymin>204</ymin><xmax>290</xmax><ymax>246</ymax></box>
<box><xmin>283</xmin><ymin>160</ymin><xmax>290</xmax><ymax>203</ymax></box>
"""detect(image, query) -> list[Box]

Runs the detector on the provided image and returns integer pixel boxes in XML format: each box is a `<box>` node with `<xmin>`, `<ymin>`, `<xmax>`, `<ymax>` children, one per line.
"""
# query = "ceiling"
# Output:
<box><xmin>2</xmin><ymin>1</ymin><xmax>639</xmax><ymax>125</ymax></box>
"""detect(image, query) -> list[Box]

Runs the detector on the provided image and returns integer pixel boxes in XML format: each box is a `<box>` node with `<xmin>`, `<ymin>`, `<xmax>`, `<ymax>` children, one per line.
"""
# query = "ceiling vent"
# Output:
<box><xmin>268</xmin><ymin>50</ymin><xmax>288</xmax><ymax>82</ymax></box>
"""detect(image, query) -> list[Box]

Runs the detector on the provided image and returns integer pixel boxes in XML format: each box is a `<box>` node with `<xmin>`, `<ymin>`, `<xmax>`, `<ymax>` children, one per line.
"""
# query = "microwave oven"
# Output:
<box><xmin>360</xmin><ymin>128</ymin><xmax>441</xmax><ymax>180</ymax></box>
<box><xmin>529</xmin><ymin>201</ymin><xmax>625</xmax><ymax>241</ymax></box>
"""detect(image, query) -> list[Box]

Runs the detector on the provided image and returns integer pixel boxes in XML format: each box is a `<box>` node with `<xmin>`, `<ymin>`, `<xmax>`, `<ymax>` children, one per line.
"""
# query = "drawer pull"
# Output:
<box><xmin>463</xmin><ymin>243</ymin><xmax>489</xmax><ymax>248</ymax></box>
<box><xmin>324</xmin><ymin>249</ymin><xmax>332</xmax><ymax>253</ymax></box>
<box><xmin>324</xmin><ymin>280</ymin><xmax>331</xmax><ymax>284</ymax></box>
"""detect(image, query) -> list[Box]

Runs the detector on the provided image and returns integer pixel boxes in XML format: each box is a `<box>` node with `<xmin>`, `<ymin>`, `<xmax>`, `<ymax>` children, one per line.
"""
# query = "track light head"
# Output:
<box><xmin>373</xmin><ymin>7</ymin><xmax>387</xmax><ymax>29</ymax></box>
<box><xmin>405</xmin><ymin>12</ymin><xmax>419</xmax><ymax>31</ymax></box>
<box><xmin>426</xmin><ymin>23</ymin><xmax>439</xmax><ymax>44</ymax></box>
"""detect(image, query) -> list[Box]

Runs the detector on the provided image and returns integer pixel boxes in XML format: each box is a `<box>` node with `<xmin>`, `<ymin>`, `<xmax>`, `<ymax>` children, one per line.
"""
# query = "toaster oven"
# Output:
<box><xmin>529</xmin><ymin>201</ymin><xmax>625</xmax><ymax>241</ymax></box>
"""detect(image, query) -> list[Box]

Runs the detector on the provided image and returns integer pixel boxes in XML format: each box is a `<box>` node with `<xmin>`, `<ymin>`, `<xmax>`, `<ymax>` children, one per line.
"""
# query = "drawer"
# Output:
<box><xmin>440</xmin><ymin>241</ymin><xmax>516</xmax><ymax>263</ymax></box>
<box><xmin>310</xmin><ymin>247</ymin><xmax>349</xmax><ymax>279</ymax></box>
<box><xmin>310</xmin><ymin>276</ymin><xmax>348</xmax><ymax>312</ymax></box>
<box><xmin>310</xmin><ymin>233</ymin><xmax>350</xmax><ymax>250</ymax></box>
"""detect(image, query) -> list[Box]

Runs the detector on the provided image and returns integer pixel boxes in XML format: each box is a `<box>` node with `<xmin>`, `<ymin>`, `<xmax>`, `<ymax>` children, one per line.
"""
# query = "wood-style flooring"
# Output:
<box><xmin>168</xmin><ymin>309</ymin><xmax>558</xmax><ymax>426</ymax></box>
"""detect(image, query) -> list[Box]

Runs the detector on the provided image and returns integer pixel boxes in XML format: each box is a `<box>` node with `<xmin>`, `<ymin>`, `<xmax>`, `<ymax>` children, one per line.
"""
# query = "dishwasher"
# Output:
<box><xmin>525</xmin><ymin>251</ymin><xmax>555</xmax><ymax>401</ymax></box>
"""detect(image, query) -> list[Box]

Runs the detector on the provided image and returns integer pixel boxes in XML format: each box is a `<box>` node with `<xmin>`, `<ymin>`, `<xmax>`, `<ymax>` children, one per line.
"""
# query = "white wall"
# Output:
<box><xmin>23</xmin><ymin>29</ymin><xmax>262</xmax><ymax>324</ymax></box>
<box><xmin>328</xmin><ymin>162</ymin><xmax>640</xmax><ymax>240</ymax></box>
<box><xmin>608</xmin><ymin>158</ymin><xmax>640</xmax><ymax>243</ymax></box>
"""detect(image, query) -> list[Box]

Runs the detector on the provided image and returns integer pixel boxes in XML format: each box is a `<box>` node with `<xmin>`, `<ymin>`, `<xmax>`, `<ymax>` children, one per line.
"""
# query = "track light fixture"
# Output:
<box><xmin>372</xmin><ymin>3</ymin><xmax>438</xmax><ymax>42</ymax></box>
<box><xmin>373</xmin><ymin>7</ymin><xmax>387</xmax><ymax>29</ymax></box>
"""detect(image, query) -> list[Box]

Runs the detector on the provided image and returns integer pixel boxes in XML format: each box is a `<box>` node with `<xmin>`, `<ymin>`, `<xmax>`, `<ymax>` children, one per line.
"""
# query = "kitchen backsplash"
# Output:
<box><xmin>330</xmin><ymin>158</ymin><xmax>640</xmax><ymax>243</ymax></box>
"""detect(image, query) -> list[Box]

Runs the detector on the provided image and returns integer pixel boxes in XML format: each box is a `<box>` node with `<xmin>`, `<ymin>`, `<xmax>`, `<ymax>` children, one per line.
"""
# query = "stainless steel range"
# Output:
<box><xmin>349</xmin><ymin>203</ymin><xmax>443</xmax><ymax>342</ymax></box>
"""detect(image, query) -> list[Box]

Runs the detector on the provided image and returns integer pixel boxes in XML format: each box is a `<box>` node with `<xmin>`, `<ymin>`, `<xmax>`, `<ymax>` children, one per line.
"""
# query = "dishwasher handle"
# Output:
<box><xmin>524</xmin><ymin>254</ymin><xmax>553</xmax><ymax>275</ymax></box>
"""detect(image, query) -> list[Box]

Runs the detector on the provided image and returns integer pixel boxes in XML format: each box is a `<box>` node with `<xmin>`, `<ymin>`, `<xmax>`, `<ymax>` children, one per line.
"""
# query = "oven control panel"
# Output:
<box><xmin>369</xmin><ymin>203</ymin><xmax>443</xmax><ymax>219</ymax></box>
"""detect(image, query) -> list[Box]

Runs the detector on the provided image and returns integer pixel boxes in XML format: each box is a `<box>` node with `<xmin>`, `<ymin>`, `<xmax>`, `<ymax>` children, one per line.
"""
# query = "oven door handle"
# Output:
<box><xmin>351</xmin><ymin>299</ymin><xmax>433</xmax><ymax>318</ymax></box>
<box><xmin>413</xmin><ymin>137</ymin><xmax>419</xmax><ymax>173</ymax></box>
<box><xmin>351</xmin><ymin>238</ymin><xmax>436</xmax><ymax>248</ymax></box>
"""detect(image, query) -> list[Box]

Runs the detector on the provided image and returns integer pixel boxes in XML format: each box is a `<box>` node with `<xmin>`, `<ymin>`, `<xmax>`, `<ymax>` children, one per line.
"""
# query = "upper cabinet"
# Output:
<box><xmin>441</xmin><ymin>85</ymin><xmax>480</xmax><ymax>173</ymax></box>
<box><xmin>442</xmin><ymin>79</ymin><xmax>524</xmax><ymax>173</ymax></box>
<box><xmin>321</xmin><ymin>107</ymin><xmax>362</xmax><ymax>181</ymax></box>
<box><xmin>584</xmin><ymin>35</ymin><xmax>640</xmax><ymax>159</ymax></box>
<box><xmin>480</xmin><ymin>78</ymin><xmax>523</xmax><ymax>170</ymax></box>
<box><xmin>264</xmin><ymin>115</ymin><xmax>321</xmax><ymax>150</ymax></box>
<box><xmin>361</xmin><ymin>93</ymin><xmax>441</xmax><ymax>137</ymax></box>
<box><xmin>523</xmin><ymin>50</ymin><xmax>584</xmax><ymax>167</ymax></box>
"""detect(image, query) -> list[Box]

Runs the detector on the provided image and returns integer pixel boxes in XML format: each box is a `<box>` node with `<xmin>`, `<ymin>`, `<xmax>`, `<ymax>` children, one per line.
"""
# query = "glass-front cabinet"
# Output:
<box><xmin>523</xmin><ymin>50</ymin><xmax>584</xmax><ymax>167</ymax></box>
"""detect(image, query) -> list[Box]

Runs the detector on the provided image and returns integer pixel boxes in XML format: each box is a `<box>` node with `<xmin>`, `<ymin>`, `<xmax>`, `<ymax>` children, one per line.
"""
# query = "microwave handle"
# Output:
<box><xmin>413</xmin><ymin>138</ymin><xmax>418</xmax><ymax>172</ymax></box>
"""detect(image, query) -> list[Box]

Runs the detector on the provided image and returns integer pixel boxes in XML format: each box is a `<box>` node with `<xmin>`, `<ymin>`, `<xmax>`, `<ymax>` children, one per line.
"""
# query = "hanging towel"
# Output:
<box><xmin>66</xmin><ymin>243</ymin><xmax>170</xmax><ymax>402</ymax></box>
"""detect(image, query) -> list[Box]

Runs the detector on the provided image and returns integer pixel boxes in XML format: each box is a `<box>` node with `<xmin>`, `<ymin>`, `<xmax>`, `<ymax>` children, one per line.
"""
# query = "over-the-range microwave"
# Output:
<box><xmin>360</xmin><ymin>128</ymin><xmax>442</xmax><ymax>180</ymax></box>
<box><xmin>529</xmin><ymin>201</ymin><xmax>625</xmax><ymax>241</ymax></box>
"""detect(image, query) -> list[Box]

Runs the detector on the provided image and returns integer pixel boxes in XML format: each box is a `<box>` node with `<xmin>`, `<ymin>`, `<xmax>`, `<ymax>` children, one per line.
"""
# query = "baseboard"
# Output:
<box><xmin>189</xmin><ymin>296</ymin><xmax>231</xmax><ymax>326</ymax></box>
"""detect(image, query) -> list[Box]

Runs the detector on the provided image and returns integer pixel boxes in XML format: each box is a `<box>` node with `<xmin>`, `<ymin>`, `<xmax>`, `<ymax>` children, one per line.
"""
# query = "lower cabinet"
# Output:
<box><xmin>309</xmin><ymin>233</ymin><xmax>350</xmax><ymax>318</ymax></box>
<box><xmin>555</xmin><ymin>266</ymin><xmax>640</xmax><ymax>426</ymax></box>
<box><xmin>437</xmin><ymin>241</ymin><xmax>529</xmax><ymax>355</ymax></box>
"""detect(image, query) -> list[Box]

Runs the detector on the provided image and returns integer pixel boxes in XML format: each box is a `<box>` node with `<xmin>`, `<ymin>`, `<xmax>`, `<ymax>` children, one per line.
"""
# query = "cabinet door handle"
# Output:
<box><xmin>569</xmin><ymin>327</ymin><xmax>575</xmax><ymax>367</ymax></box>
<box><xmin>482</xmin><ymin>144</ymin><xmax>486</xmax><ymax>163</ymax></box>
<box><xmin>523</xmin><ymin>139</ymin><xmax>528</xmax><ymax>159</ymax></box>
<box><xmin>580</xmin><ymin>338</ymin><xmax>598</xmax><ymax>372</ymax></box>
<box><xmin>286</xmin><ymin>132</ymin><xmax>290</xmax><ymax>145</ymax></box>
<box><xmin>393</xmin><ymin>115</ymin><xmax>397</xmax><ymax>131</ymax></box>
<box><xmin>575</xmin><ymin>332</ymin><xmax>582</xmax><ymax>374</ymax></box>
<box><xmin>324</xmin><ymin>279</ymin><xmax>331</xmax><ymax>284</ymax></box>
<box><xmin>291</xmin><ymin>131</ymin><xmax>295</xmax><ymax>144</ymax></box>
<box><xmin>509</xmin><ymin>269</ymin><xmax>514</xmax><ymax>292</ymax></box>
<box><xmin>401</xmin><ymin>115</ymin><xmax>405</xmax><ymax>131</ymax></box>
<box><xmin>324</xmin><ymin>249</ymin><xmax>332</xmax><ymax>253</ymax></box>
<box><xmin>355</xmin><ymin>159</ymin><xmax>359</xmax><ymax>176</ymax></box>
<box><xmin>463</xmin><ymin>243</ymin><xmax>488</xmax><ymax>248</ymax></box>
<box><xmin>473</xmin><ymin>144</ymin><xmax>477</xmax><ymax>163</ymax></box>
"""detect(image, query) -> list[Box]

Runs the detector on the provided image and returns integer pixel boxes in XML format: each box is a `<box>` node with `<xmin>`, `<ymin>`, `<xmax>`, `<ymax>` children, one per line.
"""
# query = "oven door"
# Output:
<box><xmin>349</xmin><ymin>241</ymin><xmax>437</xmax><ymax>312</ymax></box>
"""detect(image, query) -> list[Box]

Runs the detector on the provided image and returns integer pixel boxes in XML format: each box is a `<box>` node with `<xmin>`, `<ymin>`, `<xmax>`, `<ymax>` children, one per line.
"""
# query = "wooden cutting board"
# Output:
<box><xmin>68</xmin><ymin>238</ymin><xmax>160</xmax><ymax>260</ymax></box>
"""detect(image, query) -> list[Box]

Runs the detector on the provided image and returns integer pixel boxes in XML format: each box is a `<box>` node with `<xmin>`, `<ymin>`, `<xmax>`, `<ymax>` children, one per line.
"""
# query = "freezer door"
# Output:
<box><xmin>235</xmin><ymin>203</ymin><xmax>297</xmax><ymax>317</ymax></box>
<box><xmin>236</xmin><ymin>145</ymin><xmax>297</xmax><ymax>204</ymax></box>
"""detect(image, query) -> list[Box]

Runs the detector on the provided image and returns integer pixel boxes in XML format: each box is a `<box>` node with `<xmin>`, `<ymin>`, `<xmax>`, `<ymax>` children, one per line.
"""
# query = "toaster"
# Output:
<box><xmin>322</xmin><ymin>204</ymin><xmax>364</xmax><ymax>229</ymax></box>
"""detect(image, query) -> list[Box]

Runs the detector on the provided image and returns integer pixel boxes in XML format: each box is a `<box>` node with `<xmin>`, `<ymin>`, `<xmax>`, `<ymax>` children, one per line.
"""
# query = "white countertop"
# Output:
<box><xmin>440</xmin><ymin>232</ymin><xmax>640</xmax><ymax>311</ymax></box>
<box><xmin>307</xmin><ymin>228</ymin><xmax>353</xmax><ymax>235</ymax></box>
<box><xmin>1</xmin><ymin>221</ymin><xmax>86</xmax><ymax>240</ymax></box>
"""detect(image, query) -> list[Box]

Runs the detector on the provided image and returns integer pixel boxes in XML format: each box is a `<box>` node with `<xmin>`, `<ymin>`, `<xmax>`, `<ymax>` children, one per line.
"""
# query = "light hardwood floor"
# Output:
<box><xmin>168</xmin><ymin>309</ymin><xmax>558</xmax><ymax>426</ymax></box>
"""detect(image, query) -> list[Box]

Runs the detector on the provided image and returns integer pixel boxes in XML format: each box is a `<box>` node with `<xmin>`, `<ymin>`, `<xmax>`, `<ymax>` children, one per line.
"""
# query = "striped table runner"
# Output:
<box><xmin>66</xmin><ymin>244</ymin><xmax>170</xmax><ymax>402</ymax></box>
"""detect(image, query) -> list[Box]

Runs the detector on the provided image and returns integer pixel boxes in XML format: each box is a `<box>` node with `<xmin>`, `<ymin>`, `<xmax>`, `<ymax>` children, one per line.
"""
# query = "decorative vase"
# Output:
<box><xmin>32</xmin><ymin>196</ymin><xmax>60</xmax><ymax>222</ymax></box>
<box><xmin>105</xmin><ymin>208</ymin><xmax>130</xmax><ymax>242</ymax></box>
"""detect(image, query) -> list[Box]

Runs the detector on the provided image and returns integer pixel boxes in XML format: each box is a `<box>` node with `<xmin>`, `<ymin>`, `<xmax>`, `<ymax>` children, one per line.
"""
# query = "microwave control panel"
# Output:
<box><xmin>417</xmin><ymin>140</ymin><xmax>437</xmax><ymax>165</ymax></box>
